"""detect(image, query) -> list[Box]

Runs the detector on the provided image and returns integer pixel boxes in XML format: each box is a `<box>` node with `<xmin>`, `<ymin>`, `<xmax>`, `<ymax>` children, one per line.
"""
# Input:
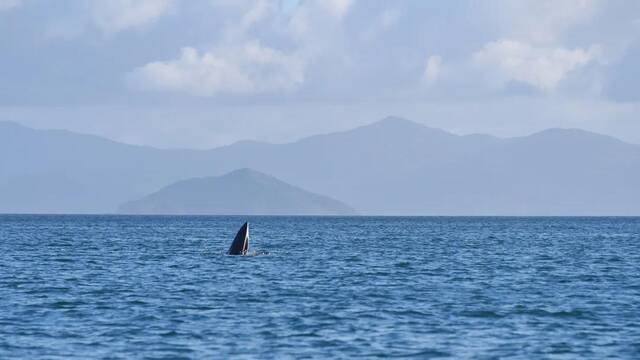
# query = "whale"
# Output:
<box><xmin>228</xmin><ymin>222</ymin><xmax>250</xmax><ymax>255</ymax></box>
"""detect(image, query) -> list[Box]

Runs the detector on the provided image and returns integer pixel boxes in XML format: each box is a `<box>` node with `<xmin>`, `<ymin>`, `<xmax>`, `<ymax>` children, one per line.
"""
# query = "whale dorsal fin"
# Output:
<box><xmin>228</xmin><ymin>222</ymin><xmax>249</xmax><ymax>255</ymax></box>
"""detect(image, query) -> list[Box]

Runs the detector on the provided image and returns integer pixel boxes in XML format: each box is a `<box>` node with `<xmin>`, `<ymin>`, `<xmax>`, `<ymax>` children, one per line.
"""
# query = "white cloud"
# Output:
<box><xmin>217</xmin><ymin>0</ymin><xmax>278</xmax><ymax>41</ymax></box>
<box><xmin>239</xmin><ymin>0</ymin><xmax>272</xmax><ymax>30</ymax></box>
<box><xmin>323</xmin><ymin>0</ymin><xmax>354</xmax><ymax>19</ymax></box>
<box><xmin>472</xmin><ymin>39</ymin><xmax>598</xmax><ymax>90</ymax></box>
<box><xmin>289</xmin><ymin>0</ymin><xmax>354</xmax><ymax>39</ymax></box>
<box><xmin>0</xmin><ymin>0</ymin><xmax>20</xmax><ymax>11</ymax></box>
<box><xmin>490</xmin><ymin>0</ymin><xmax>599</xmax><ymax>44</ymax></box>
<box><xmin>423</xmin><ymin>55</ymin><xmax>442</xmax><ymax>84</ymax></box>
<box><xmin>380</xmin><ymin>8</ymin><xmax>402</xmax><ymax>31</ymax></box>
<box><xmin>128</xmin><ymin>42</ymin><xmax>305</xmax><ymax>96</ymax></box>
<box><xmin>91</xmin><ymin>0</ymin><xmax>174</xmax><ymax>33</ymax></box>
<box><xmin>276</xmin><ymin>0</ymin><xmax>353</xmax><ymax>20</ymax></box>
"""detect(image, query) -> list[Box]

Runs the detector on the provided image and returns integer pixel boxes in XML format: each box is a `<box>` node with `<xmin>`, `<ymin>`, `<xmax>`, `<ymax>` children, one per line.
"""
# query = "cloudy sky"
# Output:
<box><xmin>1</xmin><ymin>0</ymin><xmax>640</xmax><ymax>148</ymax></box>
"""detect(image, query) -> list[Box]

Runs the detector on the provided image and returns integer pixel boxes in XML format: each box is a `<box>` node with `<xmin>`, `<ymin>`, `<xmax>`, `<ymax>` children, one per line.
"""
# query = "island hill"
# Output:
<box><xmin>118</xmin><ymin>168</ymin><xmax>355</xmax><ymax>215</ymax></box>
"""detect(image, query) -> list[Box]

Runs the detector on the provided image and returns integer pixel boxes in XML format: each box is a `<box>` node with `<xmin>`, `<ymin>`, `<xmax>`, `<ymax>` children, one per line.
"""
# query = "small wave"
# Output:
<box><xmin>250</xmin><ymin>250</ymin><xmax>271</xmax><ymax>256</ymax></box>
<box><xmin>360</xmin><ymin>348</ymin><xmax>450</xmax><ymax>358</ymax></box>
<box><xmin>382</xmin><ymin>309</ymin><xmax>432</xmax><ymax>317</ymax></box>
<box><xmin>48</xmin><ymin>300</ymin><xmax>84</xmax><ymax>309</ymax></box>
<box><xmin>126</xmin><ymin>299</ymin><xmax>147</xmax><ymax>305</ymax></box>
<box><xmin>219</xmin><ymin>250</ymin><xmax>271</xmax><ymax>256</ymax></box>
<box><xmin>512</xmin><ymin>308</ymin><xmax>590</xmax><ymax>319</ymax></box>
<box><xmin>459</xmin><ymin>310</ymin><xmax>504</xmax><ymax>319</ymax></box>
<box><xmin>159</xmin><ymin>330</ymin><xmax>179</xmax><ymax>338</ymax></box>
<box><xmin>230</xmin><ymin>251</ymin><xmax>270</xmax><ymax>257</ymax></box>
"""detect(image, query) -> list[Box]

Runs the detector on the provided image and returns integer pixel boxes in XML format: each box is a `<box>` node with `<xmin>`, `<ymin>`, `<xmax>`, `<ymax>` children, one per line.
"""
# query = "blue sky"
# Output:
<box><xmin>1</xmin><ymin>0</ymin><xmax>640</xmax><ymax>148</ymax></box>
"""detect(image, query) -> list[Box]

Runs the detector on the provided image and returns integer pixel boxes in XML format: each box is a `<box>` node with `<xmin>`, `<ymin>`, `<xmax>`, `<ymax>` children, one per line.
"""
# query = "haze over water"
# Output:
<box><xmin>1</xmin><ymin>215</ymin><xmax>639</xmax><ymax>358</ymax></box>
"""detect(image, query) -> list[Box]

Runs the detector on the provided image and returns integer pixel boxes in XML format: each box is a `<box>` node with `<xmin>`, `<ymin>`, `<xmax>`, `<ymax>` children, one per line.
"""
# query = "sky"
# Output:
<box><xmin>1</xmin><ymin>0</ymin><xmax>640</xmax><ymax>149</ymax></box>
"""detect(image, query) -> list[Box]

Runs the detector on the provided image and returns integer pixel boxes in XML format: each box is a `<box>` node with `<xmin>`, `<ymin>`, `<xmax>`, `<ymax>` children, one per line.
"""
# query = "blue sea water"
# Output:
<box><xmin>1</xmin><ymin>215</ymin><xmax>639</xmax><ymax>359</ymax></box>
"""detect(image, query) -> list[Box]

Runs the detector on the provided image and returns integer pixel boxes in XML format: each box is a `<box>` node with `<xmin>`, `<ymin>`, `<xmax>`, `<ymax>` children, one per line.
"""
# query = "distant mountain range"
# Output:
<box><xmin>119</xmin><ymin>168</ymin><xmax>355</xmax><ymax>215</ymax></box>
<box><xmin>1</xmin><ymin>117</ymin><xmax>639</xmax><ymax>215</ymax></box>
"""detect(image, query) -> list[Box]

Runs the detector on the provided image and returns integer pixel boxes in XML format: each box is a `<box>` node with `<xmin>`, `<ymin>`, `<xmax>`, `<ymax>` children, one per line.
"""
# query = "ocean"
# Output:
<box><xmin>1</xmin><ymin>215</ymin><xmax>639</xmax><ymax>358</ymax></box>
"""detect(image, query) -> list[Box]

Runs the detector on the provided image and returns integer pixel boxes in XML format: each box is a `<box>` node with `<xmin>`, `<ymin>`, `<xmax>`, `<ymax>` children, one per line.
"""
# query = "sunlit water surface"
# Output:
<box><xmin>1</xmin><ymin>215</ymin><xmax>639</xmax><ymax>358</ymax></box>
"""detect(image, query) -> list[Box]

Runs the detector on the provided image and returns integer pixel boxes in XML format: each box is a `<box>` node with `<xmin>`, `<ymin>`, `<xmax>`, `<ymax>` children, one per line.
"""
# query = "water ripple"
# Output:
<box><xmin>1</xmin><ymin>215</ymin><xmax>639</xmax><ymax>358</ymax></box>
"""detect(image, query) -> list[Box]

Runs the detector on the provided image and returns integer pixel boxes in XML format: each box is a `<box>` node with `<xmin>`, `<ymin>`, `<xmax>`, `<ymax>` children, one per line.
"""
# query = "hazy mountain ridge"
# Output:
<box><xmin>1</xmin><ymin>118</ymin><xmax>639</xmax><ymax>215</ymax></box>
<box><xmin>119</xmin><ymin>168</ymin><xmax>355</xmax><ymax>215</ymax></box>
<box><xmin>0</xmin><ymin>121</ymin><xmax>212</xmax><ymax>213</ymax></box>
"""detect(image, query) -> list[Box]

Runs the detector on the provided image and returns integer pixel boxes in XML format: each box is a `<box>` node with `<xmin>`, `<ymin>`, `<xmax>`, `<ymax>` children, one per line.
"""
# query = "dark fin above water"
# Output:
<box><xmin>228</xmin><ymin>222</ymin><xmax>249</xmax><ymax>255</ymax></box>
